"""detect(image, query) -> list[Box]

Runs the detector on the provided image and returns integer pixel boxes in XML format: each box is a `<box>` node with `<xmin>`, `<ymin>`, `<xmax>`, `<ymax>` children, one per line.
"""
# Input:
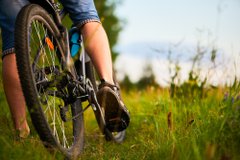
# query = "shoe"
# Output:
<box><xmin>97</xmin><ymin>80</ymin><xmax>130</xmax><ymax>132</ymax></box>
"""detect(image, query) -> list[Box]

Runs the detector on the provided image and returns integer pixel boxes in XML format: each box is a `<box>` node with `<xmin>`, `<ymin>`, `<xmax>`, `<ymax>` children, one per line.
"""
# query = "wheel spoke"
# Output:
<box><xmin>29</xmin><ymin>19</ymin><xmax>76</xmax><ymax>149</ymax></box>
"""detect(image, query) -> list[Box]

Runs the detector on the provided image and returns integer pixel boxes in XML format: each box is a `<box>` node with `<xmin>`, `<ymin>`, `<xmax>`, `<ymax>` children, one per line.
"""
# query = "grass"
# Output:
<box><xmin>0</xmin><ymin>59</ymin><xmax>240</xmax><ymax>159</ymax></box>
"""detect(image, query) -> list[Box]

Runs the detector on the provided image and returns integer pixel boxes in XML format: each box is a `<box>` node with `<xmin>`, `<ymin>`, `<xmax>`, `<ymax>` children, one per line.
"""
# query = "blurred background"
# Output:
<box><xmin>0</xmin><ymin>0</ymin><xmax>239</xmax><ymax>88</ymax></box>
<box><xmin>112</xmin><ymin>0</ymin><xmax>240</xmax><ymax>88</ymax></box>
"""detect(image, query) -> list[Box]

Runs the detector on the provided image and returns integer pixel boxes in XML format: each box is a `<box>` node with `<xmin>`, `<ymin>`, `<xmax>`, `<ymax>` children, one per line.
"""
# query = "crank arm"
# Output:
<box><xmin>89</xmin><ymin>90</ymin><xmax>106</xmax><ymax>133</ymax></box>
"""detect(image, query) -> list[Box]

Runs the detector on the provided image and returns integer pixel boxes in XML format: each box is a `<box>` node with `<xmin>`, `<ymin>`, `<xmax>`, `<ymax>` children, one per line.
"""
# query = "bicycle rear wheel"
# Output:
<box><xmin>15</xmin><ymin>4</ymin><xmax>84</xmax><ymax>159</ymax></box>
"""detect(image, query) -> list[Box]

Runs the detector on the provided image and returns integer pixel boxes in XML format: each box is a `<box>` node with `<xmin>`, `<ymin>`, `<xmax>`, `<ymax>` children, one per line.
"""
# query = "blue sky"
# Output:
<box><xmin>116</xmin><ymin>0</ymin><xmax>240</xmax><ymax>55</ymax></box>
<box><xmin>114</xmin><ymin>0</ymin><xmax>240</xmax><ymax>86</ymax></box>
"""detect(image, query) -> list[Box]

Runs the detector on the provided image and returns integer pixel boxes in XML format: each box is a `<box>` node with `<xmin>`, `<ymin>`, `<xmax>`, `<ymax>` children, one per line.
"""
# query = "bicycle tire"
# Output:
<box><xmin>15</xmin><ymin>4</ymin><xmax>84</xmax><ymax>159</ymax></box>
<box><xmin>85</xmin><ymin>61</ymin><xmax>126</xmax><ymax>143</ymax></box>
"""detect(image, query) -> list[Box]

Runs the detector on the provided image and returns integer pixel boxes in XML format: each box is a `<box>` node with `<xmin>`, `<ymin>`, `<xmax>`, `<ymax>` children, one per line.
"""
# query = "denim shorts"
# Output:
<box><xmin>0</xmin><ymin>0</ymin><xmax>100</xmax><ymax>58</ymax></box>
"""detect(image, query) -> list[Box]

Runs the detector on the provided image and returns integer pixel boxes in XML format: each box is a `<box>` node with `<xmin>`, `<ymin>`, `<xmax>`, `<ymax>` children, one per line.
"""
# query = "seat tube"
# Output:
<box><xmin>80</xmin><ymin>39</ymin><xmax>86</xmax><ymax>84</ymax></box>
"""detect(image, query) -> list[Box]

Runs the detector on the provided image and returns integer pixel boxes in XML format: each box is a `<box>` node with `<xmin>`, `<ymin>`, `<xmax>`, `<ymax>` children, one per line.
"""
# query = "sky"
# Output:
<box><xmin>114</xmin><ymin>0</ymin><xmax>240</xmax><ymax>86</ymax></box>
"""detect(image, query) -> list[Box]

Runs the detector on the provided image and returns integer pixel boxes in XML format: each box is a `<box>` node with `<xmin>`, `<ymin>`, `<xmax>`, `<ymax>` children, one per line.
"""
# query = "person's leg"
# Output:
<box><xmin>80</xmin><ymin>23</ymin><xmax>130</xmax><ymax>131</ymax></box>
<box><xmin>60</xmin><ymin>0</ymin><xmax>130</xmax><ymax>131</ymax></box>
<box><xmin>81</xmin><ymin>22</ymin><xmax>114</xmax><ymax>84</ymax></box>
<box><xmin>60</xmin><ymin>0</ymin><xmax>114</xmax><ymax>84</ymax></box>
<box><xmin>2</xmin><ymin>54</ymin><xmax>30</xmax><ymax>138</ymax></box>
<box><xmin>0</xmin><ymin>0</ymin><xmax>30</xmax><ymax>138</ymax></box>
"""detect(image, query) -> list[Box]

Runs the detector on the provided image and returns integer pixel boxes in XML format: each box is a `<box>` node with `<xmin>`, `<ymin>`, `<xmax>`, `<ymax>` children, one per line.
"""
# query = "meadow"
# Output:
<box><xmin>0</xmin><ymin>54</ymin><xmax>240</xmax><ymax>160</ymax></box>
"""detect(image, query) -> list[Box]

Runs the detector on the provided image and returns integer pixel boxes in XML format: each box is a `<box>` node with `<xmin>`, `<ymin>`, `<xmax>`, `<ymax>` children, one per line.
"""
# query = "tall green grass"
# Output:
<box><xmin>0</xmin><ymin>56</ymin><xmax>240</xmax><ymax>159</ymax></box>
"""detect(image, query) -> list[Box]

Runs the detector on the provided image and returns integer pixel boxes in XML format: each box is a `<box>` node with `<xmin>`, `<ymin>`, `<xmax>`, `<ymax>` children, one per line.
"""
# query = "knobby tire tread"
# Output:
<box><xmin>15</xmin><ymin>4</ymin><xmax>57</xmax><ymax>148</ymax></box>
<box><xmin>15</xmin><ymin>4</ymin><xmax>84</xmax><ymax>158</ymax></box>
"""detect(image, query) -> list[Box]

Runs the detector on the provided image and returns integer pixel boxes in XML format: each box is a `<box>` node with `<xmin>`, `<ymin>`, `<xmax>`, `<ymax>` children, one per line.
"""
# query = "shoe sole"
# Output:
<box><xmin>97</xmin><ymin>87</ymin><xmax>130</xmax><ymax>132</ymax></box>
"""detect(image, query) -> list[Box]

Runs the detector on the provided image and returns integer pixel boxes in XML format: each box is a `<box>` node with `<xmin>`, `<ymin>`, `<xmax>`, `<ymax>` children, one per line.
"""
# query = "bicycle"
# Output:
<box><xmin>14</xmin><ymin>0</ymin><xmax>126</xmax><ymax>158</ymax></box>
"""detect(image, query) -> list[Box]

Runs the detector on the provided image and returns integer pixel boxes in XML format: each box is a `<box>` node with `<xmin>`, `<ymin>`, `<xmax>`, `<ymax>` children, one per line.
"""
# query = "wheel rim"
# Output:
<box><xmin>28</xmin><ymin>18</ymin><xmax>80</xmax><ymax>149</ymax></box>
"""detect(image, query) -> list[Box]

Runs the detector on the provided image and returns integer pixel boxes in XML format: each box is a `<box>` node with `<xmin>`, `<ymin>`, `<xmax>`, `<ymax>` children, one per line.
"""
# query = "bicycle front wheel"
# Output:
<box><xmin>15</xmin><ymin>4</ymin><xmax>84</xmax><ymax>159</ymax></box>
